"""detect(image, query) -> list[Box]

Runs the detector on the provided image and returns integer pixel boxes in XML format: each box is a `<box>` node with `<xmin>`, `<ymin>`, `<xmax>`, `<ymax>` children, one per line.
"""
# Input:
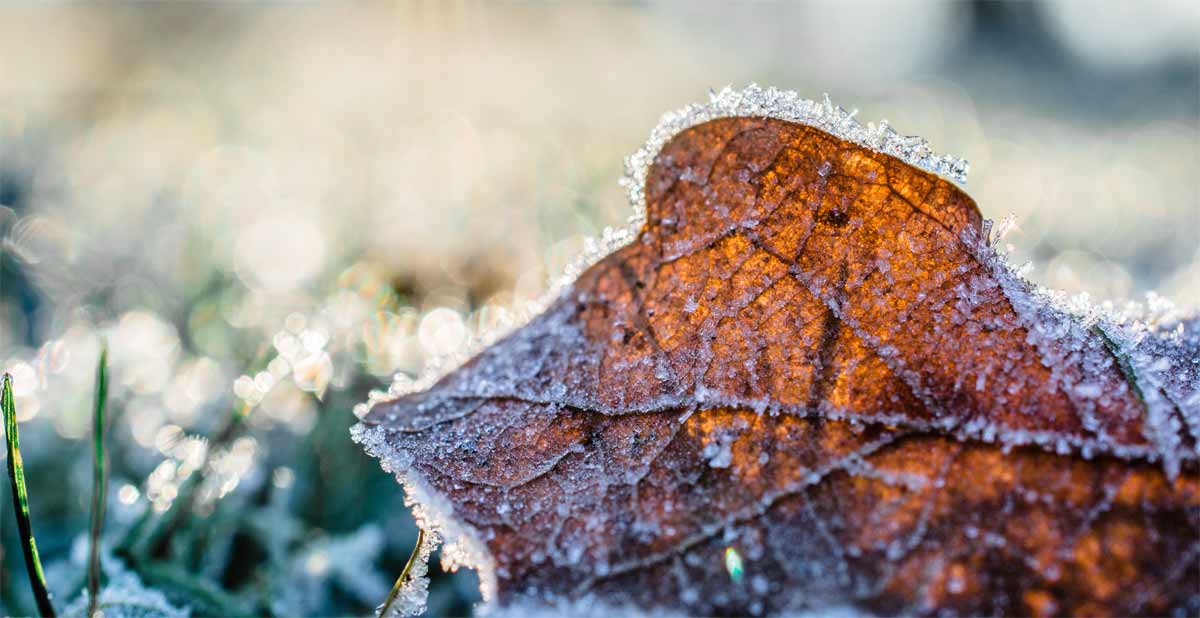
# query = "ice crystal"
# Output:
<box><xmin>352</xmin><ymin>422</ymin><xmax>498</xmax><ymax>614</ymax></box>
<box><xmin>375</xmin><ymin>528</ymin><xmax>439</xmax><ymax>618</ymax></box>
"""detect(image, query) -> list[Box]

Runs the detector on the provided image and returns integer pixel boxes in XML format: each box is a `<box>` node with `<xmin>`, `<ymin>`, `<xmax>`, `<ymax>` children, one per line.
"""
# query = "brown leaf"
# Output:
<box><xmin>357</xmin><ymin>113</ymin><xmax>1199</xmax><ymax>616</ymax></box>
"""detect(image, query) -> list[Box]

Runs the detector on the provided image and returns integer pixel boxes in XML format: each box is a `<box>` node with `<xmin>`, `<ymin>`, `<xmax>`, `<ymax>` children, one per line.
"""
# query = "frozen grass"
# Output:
<box><xmin>377</xmin><ymin>528</ymin><xmax>427</xmax><ymax>618</ymax></box>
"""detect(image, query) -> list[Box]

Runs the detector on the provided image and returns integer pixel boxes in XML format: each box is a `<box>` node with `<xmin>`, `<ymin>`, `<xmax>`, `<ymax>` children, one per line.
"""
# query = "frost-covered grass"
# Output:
<box><xmin>1</xmin><ymin>346</ymin><xmax>482</xmax><ymax>616</ymax></box>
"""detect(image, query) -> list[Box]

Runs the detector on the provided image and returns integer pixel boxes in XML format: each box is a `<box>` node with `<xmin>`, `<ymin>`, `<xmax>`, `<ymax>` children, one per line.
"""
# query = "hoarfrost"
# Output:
<box><xmin>60</xmin><ymin>554</ymin><xmax>189</xmax><ymax>618</ymax></box>
<box><xmin>352</xmin><ymin>422</ymin><xmax>498</xmax><ymax>611</ymax></box>
<box><xmin>375</xmin><ymin>530</ymin><xmax>438</xmax><ymax>618</ymax></box>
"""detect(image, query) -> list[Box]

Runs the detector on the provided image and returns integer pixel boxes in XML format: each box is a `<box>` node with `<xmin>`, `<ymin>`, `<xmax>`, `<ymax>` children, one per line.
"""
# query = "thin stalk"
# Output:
<box><xmin>377</xmin><ymin>528</ymin><xmax>425</xmax><ymax>618</ymax></box>
<box><xmin>3</xmin><ymin>373</ymin><xmax>56</xmax><ymax>617</ymax></box>
<box><xmin>87</xmin><ymin>344</ymin><xmax>109</xmax><ymax>618</ymax></box>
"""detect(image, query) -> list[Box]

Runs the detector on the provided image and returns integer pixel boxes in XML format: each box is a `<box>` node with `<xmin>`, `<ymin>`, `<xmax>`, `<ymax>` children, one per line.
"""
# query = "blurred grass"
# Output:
<box><xmin>87</xmin><ymin>343</ymin><xmax>108</xmax><ymax>618</ymax></box>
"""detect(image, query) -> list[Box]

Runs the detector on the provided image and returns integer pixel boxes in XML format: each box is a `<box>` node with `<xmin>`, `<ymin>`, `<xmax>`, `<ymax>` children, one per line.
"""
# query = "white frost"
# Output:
<box><xmin>351</xmin><ymin>422</ymin><xmax>499</xmax><ymax>614</ymax></box>
<box><xmin>60</xmin><ymin>554</ymin><xmax>189</xmax><ymax>618</ymax></box>
<box><xmin>376</xmin><ymin>529</ymin><xmax>438</xmax><ymax>618</ymax></box>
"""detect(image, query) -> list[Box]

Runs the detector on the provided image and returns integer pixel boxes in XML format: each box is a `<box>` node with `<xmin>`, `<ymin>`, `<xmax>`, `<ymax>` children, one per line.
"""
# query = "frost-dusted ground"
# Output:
<box><xmin>354</xmin><ymin>88</ymin><xmax>1199</xmax><ymax>617</ymax></box>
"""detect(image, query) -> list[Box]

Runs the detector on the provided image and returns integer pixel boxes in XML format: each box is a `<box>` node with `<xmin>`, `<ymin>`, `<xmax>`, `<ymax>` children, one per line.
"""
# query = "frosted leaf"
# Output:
<box><xmin>354</xmin><ymin>99</ymin><xmax>1198</xmax><ymax>615</ymax></box>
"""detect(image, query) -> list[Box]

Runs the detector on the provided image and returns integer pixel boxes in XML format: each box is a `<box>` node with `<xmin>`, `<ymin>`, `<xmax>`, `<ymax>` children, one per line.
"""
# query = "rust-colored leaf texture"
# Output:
<box><xmin>354</xmin><ymin>87</ymin><xmax>1199</xmax><ymax>617</ymax></box>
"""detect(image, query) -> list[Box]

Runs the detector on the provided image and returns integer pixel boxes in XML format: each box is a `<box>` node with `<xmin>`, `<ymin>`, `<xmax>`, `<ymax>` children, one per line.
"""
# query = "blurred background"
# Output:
<box><xmin>1</xmin><ymin>2</ymin><xmax>1197</xmax><ymax>616</ymax></box>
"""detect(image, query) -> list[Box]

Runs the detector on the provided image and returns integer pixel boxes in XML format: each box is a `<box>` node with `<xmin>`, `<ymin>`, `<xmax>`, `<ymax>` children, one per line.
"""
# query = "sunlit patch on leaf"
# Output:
<box><xmin>354</xmin><ymin>87</ymin><xmax>1200</xmax><ymax>617</ymax></box>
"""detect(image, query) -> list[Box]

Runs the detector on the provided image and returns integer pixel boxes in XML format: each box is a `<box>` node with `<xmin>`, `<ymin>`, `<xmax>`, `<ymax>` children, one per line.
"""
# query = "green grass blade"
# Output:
<box><xmin>87</xmin><ymin>344</ymin><xmax>109</xmax><ymax>618</ymax></box>
<box><xmin>3</xmin><ymin>373</ymin><xmax>57</xmax><ymax>617</ymax></box>
<box><xmin>377</xmin><ymin>528</ymin><xmax>425</xmax><ymax>618</ymax></box>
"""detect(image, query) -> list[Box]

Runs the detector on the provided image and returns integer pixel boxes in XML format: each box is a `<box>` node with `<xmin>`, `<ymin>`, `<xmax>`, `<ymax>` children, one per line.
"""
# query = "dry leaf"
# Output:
<box><xmin>357</xmin><ymin>104</ymin><xmax>1199</xmax><ymax>616</ymax></box>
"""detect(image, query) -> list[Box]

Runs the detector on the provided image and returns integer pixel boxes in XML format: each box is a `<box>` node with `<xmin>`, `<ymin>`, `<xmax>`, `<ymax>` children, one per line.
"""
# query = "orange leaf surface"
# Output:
<box><xmin>356</xmin><ymin>92</ymin><xmax>1199</xmax><ymax>616</ymax></box>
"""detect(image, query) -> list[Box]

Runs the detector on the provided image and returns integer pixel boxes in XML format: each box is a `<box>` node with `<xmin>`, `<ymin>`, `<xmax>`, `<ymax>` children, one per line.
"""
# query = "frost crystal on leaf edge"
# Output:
<box><xmin>351</xmin><ymin>423</ymin><xmax>499</xmax><ymax>614</ymax></box>
<box><xmin>619</xmin><ymin>84</ymin><xmax>971</xmax><ymax>231</ymax></box>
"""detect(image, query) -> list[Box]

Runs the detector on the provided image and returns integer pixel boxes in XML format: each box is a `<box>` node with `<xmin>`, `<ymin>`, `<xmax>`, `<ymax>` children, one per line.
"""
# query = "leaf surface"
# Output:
<box><xmin>358</xmin><ymin>117</ymin><xmax>1199</xmax><ymax>616</ymax></box>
